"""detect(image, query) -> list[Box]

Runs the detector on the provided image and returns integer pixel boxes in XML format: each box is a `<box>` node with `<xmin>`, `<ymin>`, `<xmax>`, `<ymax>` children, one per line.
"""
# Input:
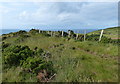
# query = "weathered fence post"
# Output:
<box><xmin>68</xmin><ymin>31</ymin><xmax>70</xmax><ymax>37</ymax></box>
<box><xmin>62</xmin><ymin>31</ymin><xmax>64</xmax><ymax>37</ymax></box>
<box><xmin>76</xmin><ymin>33</ymin><xmax>78</xmax><ymax>40</ymax></box>
<box><xmin>99</xmin><ymin>29</ymin><xmax>104</xmax><ymax>41</ymax></box>
<box><xmin>84</xmin><ymin>30</ymin><xmax>86</xmax><ymax>41</ymax></box>
<box><xmin>39</xmin><ymin>29</ymin><xmax>41</xmax><ymax>33</ymax></box>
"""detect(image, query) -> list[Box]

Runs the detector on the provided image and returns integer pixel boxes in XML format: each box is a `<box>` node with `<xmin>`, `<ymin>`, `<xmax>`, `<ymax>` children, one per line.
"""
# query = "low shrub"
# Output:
<box><xmin>2</xmin><ymin>36</ymin><xmax>7</xmax><ymax>40</ymax></box>
<box><xmin>21</xmin><ymin>57</ymin><xmax>53</xmax><ymax>74</ymax></box>
<box><xmin>15</xmin><ymin>34</ymin><xmax>30</xmax><ymax>42</ymax></box>
<box><xmin>77</xmin><ymin>34</ymin><xmax>84</xmax><ymax>41</ymax></box>
<box><xmin>2</xmin><ymin>42</ymin><xmax>11</xmax><ymax>50</ymax></box>
<box><xmin>3</xmin><ymin>45</ymin><xmax>34</xmax><ymax>66</ymax></box>
<box><xmin>86</xmin><ymin>34</ymin><xmax>99</xmax><ymax>41</ymax></box>
<box><xmin>29</xmin><ymin>29</ymin><xmax>39</xmax><ymax>34</ymax></box>
<box><xmin>37</xmin><ymin>48</ymin><xmax>44</xmax><ymax>55</ymax></box>
<box><xmin>11</xmin><ymin>30</ymin><xmax>27</xmax><ymax>37</ymax></box>
<box><xmin>2</xmin><ymin>45</ymin><xmax>55</xmax><ymax>79</ymax></box>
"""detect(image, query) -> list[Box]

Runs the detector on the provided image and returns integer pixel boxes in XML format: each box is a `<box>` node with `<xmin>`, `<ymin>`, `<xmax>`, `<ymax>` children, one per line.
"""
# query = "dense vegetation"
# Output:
<box><xmin>2</xmin><ymin>44</ymin><xmax>54</xmax><ymax>82</ymax></box>
<box><xmin>1</xmin><ymin>27</ymin><xmax>119</xmax><ymax>82</ymax></box>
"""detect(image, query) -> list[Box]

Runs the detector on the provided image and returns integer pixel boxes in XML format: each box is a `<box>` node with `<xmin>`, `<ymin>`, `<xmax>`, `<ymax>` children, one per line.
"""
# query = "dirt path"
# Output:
<box><xmin>77</xmin><ymin>47</ymin><xmax>118</xmax><ymax>60</ymax></box>
<box><xmin>111</xmin><ymin>38</ymin><xmax>120</xmax><ymax>39</ymax></box>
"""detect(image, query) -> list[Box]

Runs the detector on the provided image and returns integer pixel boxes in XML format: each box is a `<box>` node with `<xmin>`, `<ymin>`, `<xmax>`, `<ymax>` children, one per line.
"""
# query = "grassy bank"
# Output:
<box><xmin>1</xmin><ymin>28</ymin><xmax>119</xmax><ymax>82</ymax></box>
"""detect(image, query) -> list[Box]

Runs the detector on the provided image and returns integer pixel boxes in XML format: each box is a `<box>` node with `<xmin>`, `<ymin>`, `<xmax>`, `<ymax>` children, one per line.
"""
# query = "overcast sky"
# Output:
<box><xmin>0</xmin><ymin>1</ymin><xmax>118</xmax><ymax>29</ymax></box>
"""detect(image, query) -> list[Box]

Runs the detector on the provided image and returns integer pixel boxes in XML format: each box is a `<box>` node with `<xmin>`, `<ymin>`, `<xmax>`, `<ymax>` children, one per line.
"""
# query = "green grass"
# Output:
<box><xmin>2</xmin><ymin>66</ymin><xmax>37</xmax><ymax>82</ymax></box>
<box><xmin>88</xmin><ymin>27</ymin><xmax>119</xmax><ymax>39</ymax></box>
<box><xmin>2</xmin><ymin>32</ymin><xmax>118</xmax><ymax>82</ymax></box>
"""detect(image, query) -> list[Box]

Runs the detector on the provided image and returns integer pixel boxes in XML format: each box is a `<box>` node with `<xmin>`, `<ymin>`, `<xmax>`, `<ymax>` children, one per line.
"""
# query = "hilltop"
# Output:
<box><xmin>88</xmin><ymin>27</ymin><xmax>119</xmax><ymax>39</ymax></box>
<box><xmin>1</xmin><ymin>28</ymin><xmax>119</xmax><ymax>82</ymax></box>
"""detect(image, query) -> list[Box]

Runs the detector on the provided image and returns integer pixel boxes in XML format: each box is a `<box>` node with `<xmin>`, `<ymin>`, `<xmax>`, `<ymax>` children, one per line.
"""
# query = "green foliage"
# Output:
<box><xmin>15</xmin><ymin>34</ymin><xmax>30</xmax><ymax>42</ymax></box>
<box><xmin>2</xmin><ymin>44</ymin><xmax>54</xmax><ymax>82</ymax></box>
<box><xmin>77</xmin><ymin>34</ymin><xmax>84</xmax><ymax>41</ymax></box>
<box><xmin>2</xmin><ymin>67</ymin><xmax>37</xmax><ymax>82</ymax></box>
<box><xmin>68</xmin><ymin>30</ymin><xmax>76</xmax><ymax>38</ymax></box>
<box><xmin>68</xmin><ymin>30</ymin><xmax>74</xmax><ymax>35</ymax></box>
<box><xmin>88</xmin><ymin>27</ymin><xmax>119</xmax><ymax>39</ymax></box>
<box><xmin>100</xmin><ymin>36</ymin><xmax>119</xmax><ymax>44</ymax></box>
<box><xmin>3</xmin><ymin>45</ymin><xmax>34</xmax><ymax>66</ymax></box>
<box><xmin>85</xmin><ymin>34</ymin><xmax>119</xmax><ymax>45</ymax></box>
<box><xmin>10</xmin><ymin>30</ymin><xmax>27</xmax><ymax>37</ymax></box>
<box><xmin>42</xmin><ymin>32</ymin><xmax>51</xmax><ymax>37</ymax></box>
<box><xmin>16</xmin><ymin>30</ymin><xmax>27</xmax><ymax>35</ymax></box>
<box><xmin>21</xmin><ymin>57</ymin><xmax>53</xmax><ymax>74</ymax></box>
<box><xmin>2</xmin><ymin>36</ymin><xmax>7</xmax><ymax>40</ymax></box>
<box><xmin>2</xmin><ymin>28</ymin><xmax>119</xmax><ymax>82</ymax></box>
<box><xmin>29</xmin><ymin>29</ymin><xmax>39</xmax><ymax>34</ymax></box>
<box><xmin>52</xmin><ymin>31</ymin><xmax>60</xmax><ymax>37</ymax></box>
<box><xmin>57</xmin><ymin>31</ymin><xmax>68</xmax><ymax>37</ymax></box>
<box><xmin>2</xmin><ymin>42</ymin><xmax>11</xmax><ymax>50</ymax></box>
<box><xmin>111</xmin><ymin>39</ymin><xmax>120</xmax><ymax>44</ymax></box>
<box><xmin>100</xmin><ymin>37</ymin><xmax>112</xmax><ymax>43</ymax></box>
<box><xmin>37</xmin><ymin>48</ymin><xmax>44</xmax><ymax>55</ymax></box>
<box><xmin>86</xmin><ymin>34</ymin><xmax>99</xmax><ymax>41</ymax></box>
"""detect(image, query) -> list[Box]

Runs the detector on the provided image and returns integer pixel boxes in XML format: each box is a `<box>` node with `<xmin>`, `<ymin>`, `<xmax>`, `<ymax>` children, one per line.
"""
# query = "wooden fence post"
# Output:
<box><xmin>84</xmin><ymin>30</ymin><xmax>86</xmax><ymax>41</ymax></box>
<box><xmin>39</xmin><ymin>30</ymin><xmax>41</xmax><ymax>33</ymax></box>
<box><xmin>76</xmin><ymin>33</ymin><xmax>78</xmax><ymax>40</ymax></box>
<box><xmin>68</xmin><ymin>31</ymin><xmax>70</xmax><ymax>37</ymax></box>
<box><xmin>99</xmin><ymin>29</ymin><xmax>104</xmax><ymax>41</ymax></box>
<box><xmin>62</xmin><ymin>31</ymin><xmax>64</xmax><ymax>37</ymax></box>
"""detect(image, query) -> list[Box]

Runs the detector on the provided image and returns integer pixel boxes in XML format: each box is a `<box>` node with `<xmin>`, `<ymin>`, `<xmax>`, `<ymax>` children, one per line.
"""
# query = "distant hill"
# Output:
<box><xmin>88</xmin><ymin>27</ymin><xmax>119</xmax><ymax>39</ymax></box>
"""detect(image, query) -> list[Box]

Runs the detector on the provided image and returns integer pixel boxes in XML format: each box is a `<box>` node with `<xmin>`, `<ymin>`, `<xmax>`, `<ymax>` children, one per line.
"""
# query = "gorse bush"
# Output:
<box><xmin>42</xmin><ymin>33</ymin><xmax>51</xmax><ymax>37</ymax></box>
<box><xmin>111</xmin><ymin>39</ymin><xmax>120</xmax><ymax>44</ymax></box>
<box><xmin>77</xmin><ymin>34</ymin><xmax>84</xmax><ymax>41</ymax></box>
<box><xmin>11</xmin><ymin>30</ymin><xmax>27</xmax><ymax>37</ymax></box>
<box><xmin>100</xmin><ymin>36</ymin><xmax>119</xmax><ymax>44</ymax></box>
<box><xmin>100</xmin><ymin>37</ymin><xmax>112</xmax><ymax>43</ymax></box>
<box><xmin>3</xmin><ymin>45</ymin><xmax>34</xmax><ymax>66</ymax></box>
<box><xmin>2</xmin><ymin>42</ymin><xmax>11</xmax><ymax>50</ymax></box>
<box><xmin>37</xmin><ymin>48</ymin><xmax>44</xmax><ymax>55</ymax></box>
<box><xmin>2</xmin><ymin>36</ymin><xmax>7</xmax><ymax>40</ymax></box>
<box><xmin>86</xmin><ymin>34</ymin><xmax>99</xmax><ymax>41</ymax></box>
<box><xmin>29</xmin><ymin>29</ymin><xmax>39</xmax><ymax>34</ymax></box>
<box><xmin>21</xmin><ymin>57</ymin><xmax>53</xmax><ymax>74</ymax></box>
<box><xmin>15</xmin><ymin>30</ymin><xmax>27</xmax><ymax>36</ymax></box>
<box><xmin>2</xmin><ymin>45</ymin><xmax>55</xmax><ymax>80</ymax></box>
<box><xmin>15</xmin><ymin>34</ymin><xmax>30</xmax><ymax>42</ymax></box>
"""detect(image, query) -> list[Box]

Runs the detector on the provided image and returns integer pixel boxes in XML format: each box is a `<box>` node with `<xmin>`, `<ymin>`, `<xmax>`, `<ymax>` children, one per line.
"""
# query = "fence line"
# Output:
<box><xmin>38</xmin><ymin>29</ymin><xmax>104</xmax><ymax>42</ymax></box>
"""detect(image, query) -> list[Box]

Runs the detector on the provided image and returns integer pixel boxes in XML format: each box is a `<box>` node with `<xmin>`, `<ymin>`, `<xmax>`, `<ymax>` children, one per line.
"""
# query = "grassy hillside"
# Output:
<box><xmin>88</xmin><ymin>27</ymin><xmax>119</xmax><ymax>39</ymax></box>
<box><xmin>1</xmin><ymin>29</ymin><xmax>119</xmax><ymax>82</ymax></box>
